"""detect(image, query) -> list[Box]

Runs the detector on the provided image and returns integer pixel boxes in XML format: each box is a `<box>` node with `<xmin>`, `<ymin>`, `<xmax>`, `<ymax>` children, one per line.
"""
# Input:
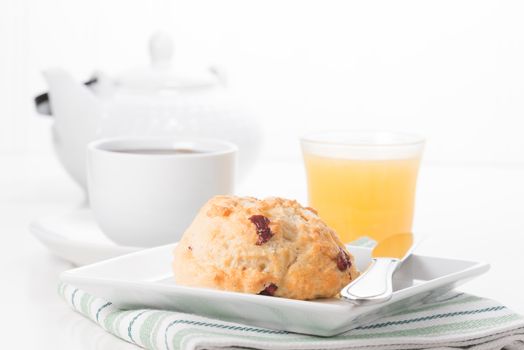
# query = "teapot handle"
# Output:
<box><xmin>34</xmin><ymin>77</ymin><xmax>98</xmax><ymax>117</ymax></box>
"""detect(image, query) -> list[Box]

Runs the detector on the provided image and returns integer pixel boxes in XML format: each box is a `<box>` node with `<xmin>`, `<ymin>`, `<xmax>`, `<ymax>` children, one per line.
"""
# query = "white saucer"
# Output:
<box><xmin>30</xmin><ymin>208</ymin><xmax>141</xmax><ymax>266</ymax></box>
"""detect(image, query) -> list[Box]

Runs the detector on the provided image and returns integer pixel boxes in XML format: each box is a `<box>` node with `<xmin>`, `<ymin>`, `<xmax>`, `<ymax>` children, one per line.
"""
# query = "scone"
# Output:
<box><xmin>173</xmin><ymin>195</ymin><xmax>359</xmax><ymax>300</ymax></box>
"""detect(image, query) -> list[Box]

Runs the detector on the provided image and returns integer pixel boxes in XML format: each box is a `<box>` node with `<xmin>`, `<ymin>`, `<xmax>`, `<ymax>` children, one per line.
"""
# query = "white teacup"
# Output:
<box><xmin>87</xmin><ymin>137</ymin><xmax>237</xmax><ymax>247</ymax></box>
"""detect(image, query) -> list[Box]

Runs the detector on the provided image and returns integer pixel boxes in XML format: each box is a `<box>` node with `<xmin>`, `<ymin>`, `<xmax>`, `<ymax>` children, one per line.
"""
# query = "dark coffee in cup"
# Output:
<box><xmin>110</xmin><ymin>149</ymin><xmax>204</xmax><ymax>155</ymax></box>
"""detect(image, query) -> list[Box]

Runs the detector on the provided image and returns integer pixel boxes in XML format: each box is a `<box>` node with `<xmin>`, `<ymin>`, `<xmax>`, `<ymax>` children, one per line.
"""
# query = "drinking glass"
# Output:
<box><xmin>301</xmin><ymin>131</ymin><xmax>425</xmax><ymax>243</ymax></box>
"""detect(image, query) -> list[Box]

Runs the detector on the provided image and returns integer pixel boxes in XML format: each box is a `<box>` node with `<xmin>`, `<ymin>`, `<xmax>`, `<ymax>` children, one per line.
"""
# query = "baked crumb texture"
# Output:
<box><xmin>173</xmin><ymin>195</ymin><xmax>359</xmax><ymax>300</ymax></box>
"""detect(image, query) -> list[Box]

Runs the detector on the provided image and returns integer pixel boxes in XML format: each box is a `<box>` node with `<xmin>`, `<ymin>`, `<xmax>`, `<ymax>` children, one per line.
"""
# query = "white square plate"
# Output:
<box><xmin>60</xmin><ymin>244</ymin><xmax>489</xmax><ymax>336</ymax></box>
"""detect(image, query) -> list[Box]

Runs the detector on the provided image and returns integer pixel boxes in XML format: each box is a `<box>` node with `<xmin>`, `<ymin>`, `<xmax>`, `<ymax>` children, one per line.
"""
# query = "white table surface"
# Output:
<box><xmin>1</xmin><ymin>154</ymin><xmax>523</xmax><ymax>349</ymax></box>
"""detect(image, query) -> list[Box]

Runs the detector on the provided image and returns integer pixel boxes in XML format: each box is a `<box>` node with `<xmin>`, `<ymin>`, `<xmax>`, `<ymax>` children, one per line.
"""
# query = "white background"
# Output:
<box><xmin>2</xmin><ymin>0</ymin><xmax>524</xmax><ymax>164</ymax></box>
<box><xmin>2</xmin><ymin>2</ymin><xmax>524</xmax><ymax>348</ymax></box>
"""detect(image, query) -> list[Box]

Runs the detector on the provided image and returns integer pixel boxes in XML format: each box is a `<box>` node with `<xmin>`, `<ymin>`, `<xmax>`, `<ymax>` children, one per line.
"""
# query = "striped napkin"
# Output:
<box><xmin>59</xmin><ymin>283</ymin><xmax>524</xmax><ymax>350</ymax></box>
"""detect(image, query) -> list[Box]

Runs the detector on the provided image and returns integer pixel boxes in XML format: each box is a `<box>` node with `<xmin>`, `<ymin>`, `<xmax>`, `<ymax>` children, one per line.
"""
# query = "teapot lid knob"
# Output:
<box><xmin>149</xmin><ymin>31</ymin><xmax>174</xmax><ymax>70</ymax></box>
<box><xmin>117</xmin><ymin>31</ymin><xmax>219</xmax><ymax>90</ymax></box>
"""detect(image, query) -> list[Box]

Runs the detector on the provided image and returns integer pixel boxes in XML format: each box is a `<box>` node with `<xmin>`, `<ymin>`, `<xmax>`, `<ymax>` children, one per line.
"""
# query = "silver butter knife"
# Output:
<box><xmin>341</xmin><ymin>233</ymin><xmax>417</xmax><ymax>305</ymax></box>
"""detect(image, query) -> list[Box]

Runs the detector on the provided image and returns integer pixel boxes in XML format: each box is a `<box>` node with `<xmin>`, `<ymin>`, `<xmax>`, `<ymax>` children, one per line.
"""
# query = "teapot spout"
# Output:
<box><xmin>42</xmin><ymin>68</ymin><xmax>104</xmax><ymax>190</ymax></box>
<box><xmin>42</xmin><ymin>68</ymin><xmax>101</xmax><ymax>120</ymax></box>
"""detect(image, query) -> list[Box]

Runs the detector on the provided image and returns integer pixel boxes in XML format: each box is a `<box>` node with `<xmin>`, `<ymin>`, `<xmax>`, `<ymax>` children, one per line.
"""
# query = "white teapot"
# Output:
<box><xmin>37</xmin><ymin>32</ymin><xmax>261</xmax><ymax>190</ymax></box>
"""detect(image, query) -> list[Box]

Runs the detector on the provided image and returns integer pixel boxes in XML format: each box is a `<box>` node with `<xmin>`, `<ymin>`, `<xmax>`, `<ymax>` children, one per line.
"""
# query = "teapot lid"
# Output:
<box><xmin>115</xmin><ymin>32</ymin><xmax>220</xmax><ymax>91</ymax></box>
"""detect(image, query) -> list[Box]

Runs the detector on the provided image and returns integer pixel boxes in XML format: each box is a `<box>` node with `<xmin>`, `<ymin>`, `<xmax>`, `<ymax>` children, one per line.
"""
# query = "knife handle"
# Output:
<box><xmin>341</xmin><ymin>257</ymin><xmax>399</xmax><ymax>305</ymax></box>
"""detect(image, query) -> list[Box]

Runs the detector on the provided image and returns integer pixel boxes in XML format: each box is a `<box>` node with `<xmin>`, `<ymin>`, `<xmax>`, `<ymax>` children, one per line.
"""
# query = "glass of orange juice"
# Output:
<box><xmin>301</xmin><ymin>131</ymin><xmax>424</xmax><ymax>243</ymax></box>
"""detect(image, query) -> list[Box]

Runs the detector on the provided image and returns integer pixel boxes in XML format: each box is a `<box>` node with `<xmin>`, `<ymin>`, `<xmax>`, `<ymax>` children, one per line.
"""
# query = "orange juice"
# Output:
<box><xmin>304</xmin><ymin>153</ymin><xmax>421</xmax><ymax>243</ymax></box>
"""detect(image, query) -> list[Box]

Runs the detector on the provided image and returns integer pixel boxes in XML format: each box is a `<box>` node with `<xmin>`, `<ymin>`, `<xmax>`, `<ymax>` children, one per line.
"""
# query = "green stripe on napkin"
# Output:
<box><xmin>58</xmin><ymin>283</ymin><xmax>524</xmax><ymax>350</ymax></box>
